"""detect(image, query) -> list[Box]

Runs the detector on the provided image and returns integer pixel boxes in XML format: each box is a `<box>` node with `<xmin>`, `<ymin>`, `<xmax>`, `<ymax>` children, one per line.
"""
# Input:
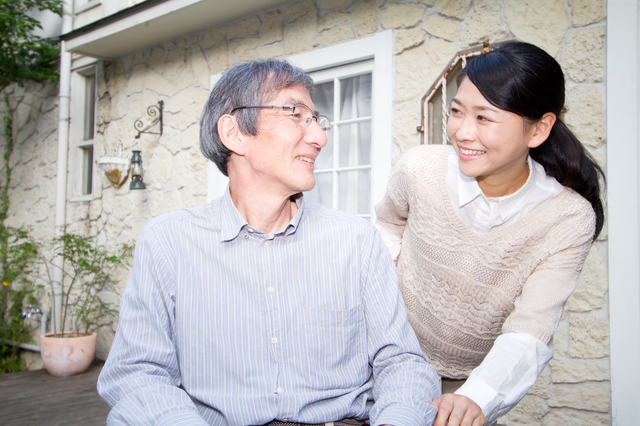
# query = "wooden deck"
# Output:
<box><xmin>0</xmin><ymin>362</ymin><xmax>109</xmax><ymax>425</ymax></box>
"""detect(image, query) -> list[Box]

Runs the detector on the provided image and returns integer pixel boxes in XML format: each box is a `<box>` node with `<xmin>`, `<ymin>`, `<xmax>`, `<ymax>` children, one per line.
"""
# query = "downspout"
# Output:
<box><xmin>52</xmin><ymin>0</ymin><xmax>73</xmax><ymax>334</ymax></box>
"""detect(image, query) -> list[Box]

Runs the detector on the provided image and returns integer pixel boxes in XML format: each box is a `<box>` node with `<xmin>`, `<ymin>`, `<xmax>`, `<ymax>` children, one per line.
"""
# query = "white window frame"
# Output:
<box><xmin>68</xmin><ymin>59</ymin><xmax>98</xmax><ymax>202</ymax></box>
<box><xmin>207</xmin><ymin>30</ymin><xmax>393</xmax><ymax>221</ymax></box>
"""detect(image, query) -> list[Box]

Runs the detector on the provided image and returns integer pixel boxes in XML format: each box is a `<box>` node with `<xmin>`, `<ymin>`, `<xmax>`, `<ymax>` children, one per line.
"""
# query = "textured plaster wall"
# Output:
<box><xmin>2</xmin><ymin>0</ymin><xmax>609</xmax><ymax>423</ymax></box>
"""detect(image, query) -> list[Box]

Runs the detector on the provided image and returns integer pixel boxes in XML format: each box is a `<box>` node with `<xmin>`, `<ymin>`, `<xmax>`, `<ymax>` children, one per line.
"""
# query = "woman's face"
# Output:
<box><xmin>447</xmin><ymin>77</ymin><xmax>540</xmax><ymax>197</ymax></box>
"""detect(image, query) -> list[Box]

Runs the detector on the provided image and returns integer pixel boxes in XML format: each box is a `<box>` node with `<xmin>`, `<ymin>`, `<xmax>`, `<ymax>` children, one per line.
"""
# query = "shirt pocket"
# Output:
<box><xmin>300</xmin><ymin>304</ymin><xmax>369</xmax><ymax>388</ymax></box>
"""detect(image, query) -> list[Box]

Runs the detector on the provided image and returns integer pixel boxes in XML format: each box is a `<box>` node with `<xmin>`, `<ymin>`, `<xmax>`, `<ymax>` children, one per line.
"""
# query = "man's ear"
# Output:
<box><xmin>528</xmin><ymin>112</ymin><xmax>557</xmax><ymax>148</ymax></box>
<box><xmin>218</xmin><ymin>114</ymin><xmax>246</xmax><ymax>156</ymax></box>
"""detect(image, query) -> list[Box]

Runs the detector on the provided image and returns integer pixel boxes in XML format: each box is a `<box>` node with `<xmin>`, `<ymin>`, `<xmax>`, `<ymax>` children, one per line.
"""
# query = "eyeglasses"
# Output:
<box><xmin>230</xmin><ymin>104</ymin><xmax>332</xmax><ymax>132</ymax></box>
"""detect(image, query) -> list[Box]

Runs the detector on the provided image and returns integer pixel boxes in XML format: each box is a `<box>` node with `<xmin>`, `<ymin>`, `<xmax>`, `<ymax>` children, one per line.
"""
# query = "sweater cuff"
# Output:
<box><xmin>374</xmin><ymin>404</ymin><xmax>437</xmax><ymax>426</ymax></box>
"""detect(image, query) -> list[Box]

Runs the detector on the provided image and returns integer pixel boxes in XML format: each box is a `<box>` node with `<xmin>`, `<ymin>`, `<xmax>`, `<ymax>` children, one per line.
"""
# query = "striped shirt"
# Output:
<box><xmin>97</xmin><ymin>189</ymin><xmax>439</xmax><ymax>426</ymax></box>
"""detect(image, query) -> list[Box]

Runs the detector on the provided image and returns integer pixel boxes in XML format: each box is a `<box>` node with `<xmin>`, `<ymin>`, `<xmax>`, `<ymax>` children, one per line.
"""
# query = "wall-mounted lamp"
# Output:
<box><xmin>97</xmin><ymin>101</ymin><xmax>163</xmax><ymax>190</ymax></box>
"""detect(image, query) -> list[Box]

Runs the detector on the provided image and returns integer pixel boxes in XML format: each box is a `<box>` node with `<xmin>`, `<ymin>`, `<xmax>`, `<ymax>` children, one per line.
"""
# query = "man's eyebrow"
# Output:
<box><xmin>286</xmin><ymin>98</ymin><xmax>319</xmax><ymax>116</ymax></box>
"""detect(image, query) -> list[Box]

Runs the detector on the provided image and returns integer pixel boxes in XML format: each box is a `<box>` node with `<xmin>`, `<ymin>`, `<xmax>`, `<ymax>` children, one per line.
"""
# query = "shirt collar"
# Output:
<box><xmin>457</xmin><ymin>155</ymin><xmax>538</xmax><ymax>220</ymax></box>
<box><xmin>219</xmin><ymin>187</ymin><xmax>305</xmax><ymax>242</ymax></box>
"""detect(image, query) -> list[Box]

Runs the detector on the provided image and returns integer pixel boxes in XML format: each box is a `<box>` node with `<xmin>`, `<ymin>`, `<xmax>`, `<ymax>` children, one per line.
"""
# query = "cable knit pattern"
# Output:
<box><xmin>376</xmin><ymin>146</ymin><xmax>595</xmax><ymax>379</ymax></box>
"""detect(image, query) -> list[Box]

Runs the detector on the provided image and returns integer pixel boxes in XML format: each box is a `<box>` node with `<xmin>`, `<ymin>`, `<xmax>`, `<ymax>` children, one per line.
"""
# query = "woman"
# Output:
<box><xmin>375</xmin><ymin>42</ymin><xmax>604</xmax><ymax>426</ymax></box>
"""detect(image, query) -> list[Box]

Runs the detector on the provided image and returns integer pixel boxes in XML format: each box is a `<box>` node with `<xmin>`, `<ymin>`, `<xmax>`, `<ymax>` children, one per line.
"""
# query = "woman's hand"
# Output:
<box><xmin>431</xmin><ymin>393</ymin><xmax>485</xmax><ymax>426</ymax></box>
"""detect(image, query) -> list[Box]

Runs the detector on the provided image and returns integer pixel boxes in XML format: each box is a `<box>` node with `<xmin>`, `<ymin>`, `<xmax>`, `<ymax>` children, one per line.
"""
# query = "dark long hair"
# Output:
<box><xmin>459</xmin><ymin>42</ymin><xmax>605</xmax><ymax>239</ymax></box>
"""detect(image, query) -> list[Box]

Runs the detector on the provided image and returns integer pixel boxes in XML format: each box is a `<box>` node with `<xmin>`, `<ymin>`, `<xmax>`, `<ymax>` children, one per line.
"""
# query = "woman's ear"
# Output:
<box><xmin>528</xmin><ymin>112</ymin><xmax>557</xmax><ymax>148</ymax></box>
<box><xmin>218</xmin><ymin>114</ymin><xmax>246</xmax><ymax>156</ymax></box>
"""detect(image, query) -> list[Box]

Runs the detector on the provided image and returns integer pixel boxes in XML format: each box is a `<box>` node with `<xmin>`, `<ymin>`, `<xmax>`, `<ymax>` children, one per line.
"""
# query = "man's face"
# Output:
<box><xmin>241</xmin><ymin>85</ymin><xmax>328</xmax><ymax>198</ymax></box>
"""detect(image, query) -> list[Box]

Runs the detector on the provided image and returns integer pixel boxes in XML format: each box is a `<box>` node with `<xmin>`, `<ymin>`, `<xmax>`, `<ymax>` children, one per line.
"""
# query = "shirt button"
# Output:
<box><xmin>277</xmin><ymin>387</ymin><xmax>284</xmax><ymax>393</ymax></box>
<box><xmin>272</xmin><ymin>337</ymin><xmax>278</xmax><ymax>344</ymax></box>
<box><xmin>248</xmin><ymin>228</ymin><xmax>254</xmax><ymax>233</ymax></box>
<box><xmin>265</xmin><ymin>240</ymin><xmax>271</xmax><ymax>247</ymax></box>
<box><xmin>268</xmin><ymin>287</ymin><xmax>275</xmax><ymax>293</ymax></box>
<box><xmin>244</xmin><ymin>234</ymin><xmax>249</xmax><ymax>239</ymax></box>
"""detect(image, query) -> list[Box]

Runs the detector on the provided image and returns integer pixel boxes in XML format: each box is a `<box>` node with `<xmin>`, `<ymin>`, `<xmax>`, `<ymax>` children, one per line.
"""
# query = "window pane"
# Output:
<box><xmin>84</xmin><ymin>75</ymin><xmax>96</xmax><ymax>141</ymax></box>
<box><xmin>305</xmin><ymin>172</ymin><xmax>332</xmax><ymax>206</ymax></box>
<box><xmin>338</xmin><ymin>169</ymin><xmax>370</xmax><ymax>215</ymax></box>
<box><xmin>312</xmin><ymin>81</ymin><xmax>334</xmax><ymax>121</ymax></box>
<box><xmin>340</xmin><ymin>74</ymin><xmax>372</xmax><ymax>120</ymax></box>
<box><xmin>81</xmin><ymin>146</ymin><xmax>93</xmax><ymax>195</ymax></box>
<box><xmin>338</xmin><ymin>121</ymin><xmax>371</xmax><ymax>168</ymax></box>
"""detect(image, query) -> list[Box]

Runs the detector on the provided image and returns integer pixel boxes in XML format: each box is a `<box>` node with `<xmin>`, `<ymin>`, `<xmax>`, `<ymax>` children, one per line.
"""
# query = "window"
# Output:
<box><xmin>420</xmin><ymin>44</ymin><xmax>488</xmax><ymax>145</ymax></box>
<box><xmin>69</xmin><ymin>66</ymin><xmax>96</xmax><ymax>199</ymax></box>
<box><xmin>207</xmin><ymin>31</ymin><xmax>394</xmax><ymax>222</ymax></box>
<box><xmin>305</xmin><ymin>61</ymin><xmax>373</xmax><ymax>220</ymax></box>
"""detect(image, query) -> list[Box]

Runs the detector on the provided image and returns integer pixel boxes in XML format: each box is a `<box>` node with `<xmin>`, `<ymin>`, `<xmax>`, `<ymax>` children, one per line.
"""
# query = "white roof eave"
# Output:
<box><xmin>63</xmin><ymin>0</ymin><xmax>288</xmax><ymax>60</ymax></box>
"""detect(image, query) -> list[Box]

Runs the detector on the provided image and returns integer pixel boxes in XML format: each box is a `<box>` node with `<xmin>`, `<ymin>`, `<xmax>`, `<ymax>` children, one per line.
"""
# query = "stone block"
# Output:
<box><xmin>542</xmin><ymin>407</ymin><xmax>610</xmax><ymax>426</ymax></box>
<box><xmin>395</xmin><ymin>37</ymin><xmax>459</xmax><ymax>103</ymax></box>
<box><xmin>227</xmin><ymin>15</ymin><xmax>261</xmax><ymax>40</ymax></box>
<box><xmin>550</xmin><ymin>358</ymin><xmax>610</xmax><ymax>383</ymax></box>
<box><xmin>381</xmin><ymin>3</ymin><xmax>425</xmax><ymax>29</ymax></box>
<box><xmin>422</xmin><ymin>14</ymin><xmax>462</xmax><ymax>42</ymax></box>
<box><xmin>192</xmin><ymin>168</ymin><xmax>209</xmax><ymax>197</ymax></box>
<box><xmin>190</xmin><ymin>145</ymin><xmax>208</xmax><ymax>172</ymax></box>
<box><xmin>260</xmin><ymin>11</ymin><xmax>284</xmax><ymax>46</ymax></box>
<box><xmin>228</xmin><ymin>37</ymin><xmax>260</xmax><ymax>65</ymax></box>
<box><xmin>171</xmin><ymin>151</ymin><xmax>191</xmax><ymax>190</ymax></box>
<box><xmin>113</xmin><ymin>195</ymin><xmax>132</xmax><ymax>221</ymax></box>
<box><xmin>283</xmin><ymin>0</ymin><xmax>315</xmax><ymax>25</ymax></box>
<box><xmin>206</xmin><ymin>43</ymin><xmax>229</xmax><ymax>74</ymax></box>
<box><xmin>569</xmin><ymin>314</ymin><xmax>609</xmax><ymax>358</ymax></box>
<box><xmin>318</xmin><ymin>12</ymin><xmax>351</xmax><ymax>32</ymax></box>
<box><xmin>559</xmin><ymin>26</ymin><xmax>605</xmax><ymax>83</ymax></box>
<box><xmin>565</xmin><ymin>84</ymin><xmax>605</xmax><ymax>148</ymax></box>
<box><xmin>167</xmin><ymin>86</ymin><xmax>207</xmax><ymax>114</ymax></box>
<box><xmin>352</xmin><ymin>0</ymin><xmax>378</xmax><ymax>36</ymax></box>
<box><xmin>257</xmin><ymin>43</ymin><xmax>285</xmax><ymax>58</ymax></box>
<box><xmin>395</xmin><ymin>30</ymin><xmax>427</xmax><ymax>54</ymax></box>
<box><xmin>179</xmin><ymin>120</ymin><xmax>201</xmax><ymax>151</ymax></box>
<box><xmin>200</xmin><ymin>26</ymin><xmax>227</xmax><ymax>50</ymax></box>
<box><xmin>552</xmin><ymin>312</ymin><xmax>570</xmax><ymax>358</ymax></box>
<box><xmin>15</xmin><ymin>121</ymin><xmax>36</xmax><ymax>146</ymax></box>
<box><xmin>548</xmin><ymin>382</ymin><xmax>610</xmax><ymax>412</ymax></box>
<box><xmin>190</xmin><ymin>46</ymin><xmax>211</xmax><ymax>90</ymax></box>
<box><xmin>436</xmin><ymin>0</ymin><xmax>472</xmax><ymax>20</ymax></box>
<box><xmin>500</xmin><ymin>395</ymin><xmax>548</xmax><ymax>425</ymax></box>
<box><xmin>149</xmin><ymin>47</ymin><xmax>167</xmax><ymax>74</ymax></box>
<box><xmin>529</xmin><ymin>365</ymin><xmax>552</xmax><ymax>398</ymax></box>
<box><xmin>474</xmin><ymin>0</ymin><xmax>496</xmax><ymax>8</ymax></box>
<box><xmin>463</xmin><ymin>3</ymin><xmax>509</xmax><ymax>46</ymax></box>
<box><xmin>566</xmin><ymin>241</ymin><xmax>607</xmax><ymax>312</ymax></box>
<box><xmin>169</xmin><ymin>104</ymin><xmax>201</xmax><ymax>133</ymax></box>
<box><xmin>147</xmin><ymin>144</ymin><xmax>173</xmax><ymax>190</ymax></box>
<box><xmin>504</xmin><ymin>0</ymin><xmax>568</xmax><ymax>56</ymax></box>
<box><xmin>568</xmin><ymin>0</ymin><xmax>605</xmax><ymax>26</ymax></box>
<box><xmin>284</xmin><ymin>13</ymin><xmax>317</xmax><ymax>55</ymax></box>
<box><xmin>318</xmin><ymin>0</ymin><xmax>358</xmax><ymax>10</ymax></box>
<box><xmin>88</xmin><ymin>199</ymin><xmax>102</xmax><ymax>221</ymax></box>
<box><xmin>124</xmin><ymin>62</ymin><xmax>147</xmax><ymax>96</ymax></box>
<box><xmin>95</xmin><ymin>324</ymin><xmax>115</xmax><ymax>361</ymax></box>
<box><xmin>164</xmin><ymin>47</ymin><xmax>189</xmax><ymax>79</ymax></box>
<box><xmin>394</xmin><ymin>101</ymin><xmax>422</xmax><ymax>153</ymax></box>
<box><xmin>110</xmin><ymin>93</ymin><xmax>129</xmax><ymax>121</ymax></box>
<box><xmin>314</xmin><ymin>24</ymin><xmax>356</xmax><ymax>48</ymax></box>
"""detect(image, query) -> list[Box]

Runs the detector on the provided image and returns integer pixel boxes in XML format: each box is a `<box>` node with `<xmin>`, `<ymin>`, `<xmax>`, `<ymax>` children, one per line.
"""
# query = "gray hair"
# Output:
<box><xmin>200</xmin><ymin>59</ymin><xmax>315</xmax><ymax>176</ymax></box>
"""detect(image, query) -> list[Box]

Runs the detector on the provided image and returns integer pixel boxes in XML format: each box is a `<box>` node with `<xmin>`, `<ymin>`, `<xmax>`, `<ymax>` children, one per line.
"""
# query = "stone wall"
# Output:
<box><xmin>5</xmin><ymin>0</ymin><xmax>609</xmax><ymax>423</ymax></box>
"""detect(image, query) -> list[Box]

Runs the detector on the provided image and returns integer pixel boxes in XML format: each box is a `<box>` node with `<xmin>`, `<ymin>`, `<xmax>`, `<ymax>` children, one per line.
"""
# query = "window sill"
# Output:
<box><xmin>69</xmin><ymin>195</ymin><xmax>93</xmax><ymax>203</ymax></box>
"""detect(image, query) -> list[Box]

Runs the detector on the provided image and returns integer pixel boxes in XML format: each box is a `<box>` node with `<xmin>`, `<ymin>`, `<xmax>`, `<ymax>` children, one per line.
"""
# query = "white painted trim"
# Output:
<box><xmin>607</xmin><ymin>1</ymin><xmax>640</xmax><ymax>424</ymax></box>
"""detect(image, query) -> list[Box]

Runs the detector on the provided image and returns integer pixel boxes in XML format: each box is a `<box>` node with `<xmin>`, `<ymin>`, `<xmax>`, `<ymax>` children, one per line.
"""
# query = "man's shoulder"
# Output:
<box><xmin>141</xmin><ymin>201</ymin><xmax>219</xmax><ymax>236</ymax></box>
<box><xmin>302</xmin><ymin>202</ymin><xmax>376</xmax><ymax>234</ymax></box>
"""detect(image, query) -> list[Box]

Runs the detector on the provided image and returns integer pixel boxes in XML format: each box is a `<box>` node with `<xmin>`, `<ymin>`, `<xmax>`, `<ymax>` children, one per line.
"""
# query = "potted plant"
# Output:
<box><xmin>36</xmin><ymin>233</ymin><xmax>132</xmax><ymax>376</ymax></box>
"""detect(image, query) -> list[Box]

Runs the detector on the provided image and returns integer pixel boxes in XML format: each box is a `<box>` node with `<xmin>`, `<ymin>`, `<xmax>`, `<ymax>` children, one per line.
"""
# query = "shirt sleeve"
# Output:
<box><xmin>455</xmin><ymin>332</ymin><xmax>553</xmax><ymax>426</ymax></box>
<box><xmin>362</xmin><ymin>229</ymin><xmax>440</xmax><ymax>426</ymax></box>
<box><xmin>97</xmin><ymin>226</ymin><xmax>208</xmax><ymax>426</ymax></box>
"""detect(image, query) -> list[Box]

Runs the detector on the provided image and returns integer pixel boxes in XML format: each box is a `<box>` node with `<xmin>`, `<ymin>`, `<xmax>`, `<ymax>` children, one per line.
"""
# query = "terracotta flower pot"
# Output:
<box><xmin>40</xmin><ymin>332</ymin><xmax>97</xmax><ymax>377</ymax></box>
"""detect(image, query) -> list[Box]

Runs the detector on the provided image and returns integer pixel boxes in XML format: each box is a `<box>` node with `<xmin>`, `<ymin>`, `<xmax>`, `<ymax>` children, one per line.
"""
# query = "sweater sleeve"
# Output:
<box><xmin>501</xmin><ymin>196</ymin><xmax>596</xmax><ymax>344</ymax></box>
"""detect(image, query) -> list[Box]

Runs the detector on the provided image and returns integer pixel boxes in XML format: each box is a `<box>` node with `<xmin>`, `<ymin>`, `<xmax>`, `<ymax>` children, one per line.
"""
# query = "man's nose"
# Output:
<box><xmin>307</xmin><ymin>121</ymin><xmax>328</xmax><ymax>148</ymax></box>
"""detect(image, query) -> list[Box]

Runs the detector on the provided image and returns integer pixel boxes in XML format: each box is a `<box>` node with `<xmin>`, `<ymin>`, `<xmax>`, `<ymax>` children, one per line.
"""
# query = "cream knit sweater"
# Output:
<box><xmin>376</xmin><ymin>146</ymin><xmax>595</xmax><ymax>379</ymax></box>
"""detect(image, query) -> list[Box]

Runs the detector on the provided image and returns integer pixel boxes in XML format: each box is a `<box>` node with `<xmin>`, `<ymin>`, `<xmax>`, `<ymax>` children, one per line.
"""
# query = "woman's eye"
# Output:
<box><xmin>477</xmin><ymin>115</ymin><xmax>490</xmax><ymax>122</ymax></box>
<box><xmin>450</xmin><ymin>107</ymin><xmax>461</xmax><ymax>115</ymax></box>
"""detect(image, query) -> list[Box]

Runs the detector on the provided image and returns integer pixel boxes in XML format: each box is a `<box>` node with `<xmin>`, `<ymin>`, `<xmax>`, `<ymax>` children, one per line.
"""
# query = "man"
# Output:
<box><xmin>97</xmin><ymin>59</ymin><xmax>440</xmax><ymax>426</ymax></box>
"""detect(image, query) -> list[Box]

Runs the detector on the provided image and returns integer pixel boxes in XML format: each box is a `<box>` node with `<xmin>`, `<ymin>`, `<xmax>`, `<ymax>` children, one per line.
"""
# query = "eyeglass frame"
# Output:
<box><xmin>230</xmin><ymin>104</ymin><xmax>332</xmax><ymax>132</ymax></box>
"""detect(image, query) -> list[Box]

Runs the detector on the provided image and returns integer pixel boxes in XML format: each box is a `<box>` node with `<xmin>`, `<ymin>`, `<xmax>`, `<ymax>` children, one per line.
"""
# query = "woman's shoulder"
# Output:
<box><xmin>395</xmin><ymin>144</ymin><xmax>453</xmax><ymax>174</ymax></box>
<box><xmin>544</xmin><ymin>186</ymin><xmax>596</xmax><ymax>239</ymax></box>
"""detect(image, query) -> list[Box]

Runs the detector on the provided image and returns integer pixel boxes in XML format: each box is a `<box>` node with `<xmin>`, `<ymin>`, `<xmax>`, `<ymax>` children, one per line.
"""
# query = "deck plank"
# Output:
<box><xmin>0</xmin><ymin>362</ymin><xmax>109</xmax><ymax>425</ymax></box>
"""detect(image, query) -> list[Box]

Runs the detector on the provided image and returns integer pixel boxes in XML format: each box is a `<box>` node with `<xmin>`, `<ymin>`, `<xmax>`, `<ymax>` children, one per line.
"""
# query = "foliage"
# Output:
<box><xmin>0</xmin><ymin>0</ymin><xmax>63</xmax><ymax>93</ymax></box>
<box><xmin>0</xmin><ymin>227</ymin><xmax>40</xmax><ymax>373</ymax></box>
<box><xmin>36</xmin><ymin>234</ymin><xmax>133</xmax><ymax>337</ymax></box>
